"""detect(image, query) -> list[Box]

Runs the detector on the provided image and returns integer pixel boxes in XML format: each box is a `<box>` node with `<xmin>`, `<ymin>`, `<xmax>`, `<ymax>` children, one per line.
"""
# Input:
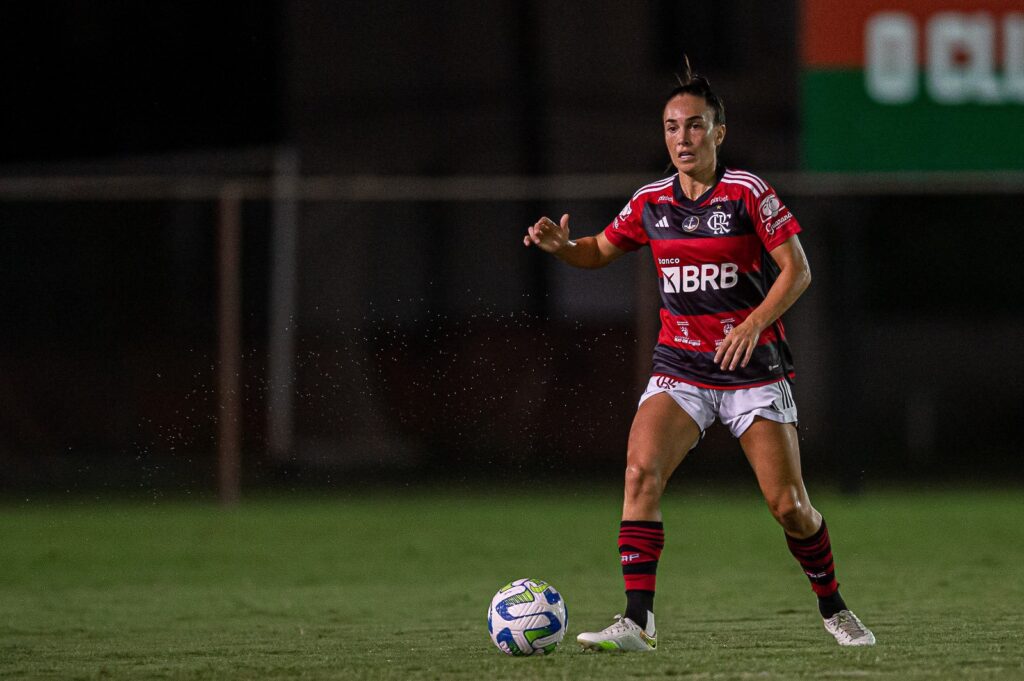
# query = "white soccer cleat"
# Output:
<box><xmin>577</xmin><ymin>612</ymin><xmax>657</xmax><ymax>652</ymax></box>
<box><xmin>823</xmin><ymin>609</ymin><xmax>876</xmax><ymax>646</ymax></box>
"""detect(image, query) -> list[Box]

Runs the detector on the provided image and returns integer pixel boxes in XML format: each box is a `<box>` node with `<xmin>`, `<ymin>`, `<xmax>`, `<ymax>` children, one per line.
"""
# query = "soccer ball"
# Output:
<box><xmin>487</xmin><ymin>578</ymin><xmax>567</xmax><ymax>656</ymax></box>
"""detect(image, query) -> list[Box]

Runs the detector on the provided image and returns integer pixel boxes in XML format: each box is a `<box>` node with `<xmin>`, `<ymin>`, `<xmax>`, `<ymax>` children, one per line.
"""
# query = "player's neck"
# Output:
<box><xmin>677</xmin><ymin>168</ymin><xmax>717</xmax><ymax>201</ymax></box>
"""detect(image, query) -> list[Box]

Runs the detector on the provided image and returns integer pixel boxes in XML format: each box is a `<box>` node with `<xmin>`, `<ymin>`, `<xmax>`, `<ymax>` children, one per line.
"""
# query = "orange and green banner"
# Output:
<box><xmin>802</xmin><ymin>0</ymin><xmax>1024</xmax><ymax>170</ymax></box>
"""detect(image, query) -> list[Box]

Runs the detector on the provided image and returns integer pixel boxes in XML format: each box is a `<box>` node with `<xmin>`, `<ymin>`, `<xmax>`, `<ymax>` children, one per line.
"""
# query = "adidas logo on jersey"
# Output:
<box><xmin>654</xmin><ymin>216</ymin><xmax>670</xmax><ymax>229</ymax></box>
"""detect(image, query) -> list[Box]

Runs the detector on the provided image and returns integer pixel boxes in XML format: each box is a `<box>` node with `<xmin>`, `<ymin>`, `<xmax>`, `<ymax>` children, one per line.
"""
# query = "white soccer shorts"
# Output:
<box><xmin>638</xmin><ymin>374</ymin><xmax>798</xmax><ymax>440</ymax></box>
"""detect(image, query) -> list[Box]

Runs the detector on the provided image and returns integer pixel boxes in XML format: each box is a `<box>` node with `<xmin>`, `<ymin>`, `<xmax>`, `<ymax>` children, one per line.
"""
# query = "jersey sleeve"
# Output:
<box><xmin>745</xmin><ymin>182</ymin><xmax>802</xmax><ymax>252</ymax></box>
<box><xmin>602</xmin><ymin>195</ymin><xmax>648</xmax><ymax>252</ymax></box>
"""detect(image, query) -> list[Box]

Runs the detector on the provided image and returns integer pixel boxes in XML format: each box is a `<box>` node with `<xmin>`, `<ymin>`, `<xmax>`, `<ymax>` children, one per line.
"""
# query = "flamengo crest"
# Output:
<box><xmin>707</xmin><ymin>211</ymin><xmax>731</xmax><ymax>234</ymax></box>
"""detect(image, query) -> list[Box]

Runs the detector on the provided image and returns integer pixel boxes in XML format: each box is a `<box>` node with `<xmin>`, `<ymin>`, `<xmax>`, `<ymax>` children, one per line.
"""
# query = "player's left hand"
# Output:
<box><xmin>713</xmin><ymin>318</ymin><xmax>762</xmax><ymax>371</ymax></box>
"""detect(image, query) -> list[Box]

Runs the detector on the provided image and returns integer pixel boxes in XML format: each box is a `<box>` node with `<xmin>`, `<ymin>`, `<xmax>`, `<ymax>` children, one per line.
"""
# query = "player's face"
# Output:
<box><xmin>663</xmin><ymin>94</ymin><xmax>725</xmax><ymax>179</ymax></box>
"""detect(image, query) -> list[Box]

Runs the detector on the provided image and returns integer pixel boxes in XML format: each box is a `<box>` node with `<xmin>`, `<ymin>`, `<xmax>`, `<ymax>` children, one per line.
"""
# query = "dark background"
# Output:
<box><xmin>1</xmin><ymin>1</ymin><xmax>1021</xmax><ymax>496</ymax></box>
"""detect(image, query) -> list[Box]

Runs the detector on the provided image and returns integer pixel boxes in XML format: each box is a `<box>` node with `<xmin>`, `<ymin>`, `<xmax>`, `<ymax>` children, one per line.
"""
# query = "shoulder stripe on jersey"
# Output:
<box><xmin>723</xmin><ymin>174</ymin><xmax>766</xmax><ymax>194</ymax></box>
<box><xmin>724</xmin><ymin>170</ymin><xmax>768</xmax><ymax>193</ymax></box>
<box><xmin>725</xmin><ymin>169</ymin><xmax>768</xmax><ymax>191</ymax></box>
<box><xmin>631</xmin><ymin>176</ymin><xmax>674</xmax><ymax>200</ymax></box>
<box><xmin>721</xmin><ymin>176</ymin><xmax>763</xmax><ymax>197</ymax></box>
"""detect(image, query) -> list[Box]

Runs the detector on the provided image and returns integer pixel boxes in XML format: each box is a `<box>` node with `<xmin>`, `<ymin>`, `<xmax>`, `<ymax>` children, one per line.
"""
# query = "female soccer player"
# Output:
<box><xmin>523</xmin><ymin>70</ymin><xmax>875</xmax><ymax>651</ymax></box>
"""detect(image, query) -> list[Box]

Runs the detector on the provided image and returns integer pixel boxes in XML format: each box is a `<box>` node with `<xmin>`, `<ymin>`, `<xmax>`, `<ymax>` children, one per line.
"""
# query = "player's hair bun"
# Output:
<box><xmin>667</xmin><ymin>54</ymin><xmax>725</xmax><ymax>126</ymax></box>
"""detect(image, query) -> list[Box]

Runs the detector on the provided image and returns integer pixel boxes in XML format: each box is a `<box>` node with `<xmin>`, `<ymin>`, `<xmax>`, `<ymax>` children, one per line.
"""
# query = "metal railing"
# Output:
<box><xmin>4</xmin><ymin>169</ymin><xmax>1022</xmax><ymax>501</ymax></box>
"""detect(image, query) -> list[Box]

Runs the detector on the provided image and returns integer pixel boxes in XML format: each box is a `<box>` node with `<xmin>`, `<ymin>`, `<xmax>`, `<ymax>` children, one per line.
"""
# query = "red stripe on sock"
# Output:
<box><xmin>624</xmin><ymin>573</ymin><xmax>657</xmax><ymax>591</ymax></box>
<box><xmin>786</xmin><ymin>519</ymin><xmax>839</xmax><ymax>597</ymax></box>
<box><xmin>620</xmin><ymin>524</ymin><xmax>664</xmax><ymax>594</ymax></box>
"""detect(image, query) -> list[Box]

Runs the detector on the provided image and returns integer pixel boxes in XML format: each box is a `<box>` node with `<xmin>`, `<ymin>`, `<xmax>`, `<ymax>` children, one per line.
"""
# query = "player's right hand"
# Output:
<box><xmin>523</xmin><ymin>214</ymin><xmax>571</xmax><ymax>253</ymax></box>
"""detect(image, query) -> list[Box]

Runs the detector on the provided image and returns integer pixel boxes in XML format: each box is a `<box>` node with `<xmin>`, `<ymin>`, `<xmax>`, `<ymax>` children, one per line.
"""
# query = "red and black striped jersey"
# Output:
<box><xmin>603</xmin><ymin>166</ymin><xmax>802</xmax><ymax>389</ymax></box>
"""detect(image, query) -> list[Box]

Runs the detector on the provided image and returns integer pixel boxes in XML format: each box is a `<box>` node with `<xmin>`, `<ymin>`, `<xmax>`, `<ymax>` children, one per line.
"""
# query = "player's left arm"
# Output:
<box><xmin>714</xmin><ymin>235</ymin><xmax>811</xmax><ymax>371</ymax></box>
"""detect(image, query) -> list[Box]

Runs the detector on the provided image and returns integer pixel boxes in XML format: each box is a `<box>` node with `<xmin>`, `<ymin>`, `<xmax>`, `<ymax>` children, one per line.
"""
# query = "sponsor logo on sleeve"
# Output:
<box><xmin>766</xmin><ymin>212</ymin><xmax>793</xmax><ymax>235</ymax></box>
<box><xmin>618</xmin><ymin>202</ymin><xmax>633</xmax><ymax>219</ymax></box>
<box><xmin>759</xmin><ymin>194</ymin><xmax>782</xmax><ymax>221</ymax></box>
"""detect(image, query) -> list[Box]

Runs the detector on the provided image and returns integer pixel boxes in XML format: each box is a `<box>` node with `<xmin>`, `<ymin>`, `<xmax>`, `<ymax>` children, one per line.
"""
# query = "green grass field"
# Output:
<box><xmin>2</xmin><ymin>487</ymin><xmax>1022</xmax><ymax>680</ymax></box>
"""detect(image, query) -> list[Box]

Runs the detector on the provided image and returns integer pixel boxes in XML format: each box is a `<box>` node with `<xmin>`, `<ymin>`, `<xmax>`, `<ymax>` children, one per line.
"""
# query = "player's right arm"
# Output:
<box><xmin>523</xmin><ymin>213</ymin><xmax>625</xmax><ymax>269</ymax></box>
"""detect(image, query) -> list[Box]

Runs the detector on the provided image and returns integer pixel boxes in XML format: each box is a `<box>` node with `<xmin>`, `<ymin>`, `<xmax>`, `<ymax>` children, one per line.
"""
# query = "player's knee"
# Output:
<box><xmin>623</xmin><ymin>459</ymin><xmax>662</xmax><ymax>501</ymax></box>
<box><xmin>769</xmin><ymin>496</ymin><xmax>815</xmax><ymax>534</ymax></box>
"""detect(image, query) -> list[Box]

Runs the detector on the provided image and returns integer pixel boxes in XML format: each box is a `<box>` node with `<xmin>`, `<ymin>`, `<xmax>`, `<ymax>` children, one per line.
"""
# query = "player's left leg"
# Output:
<box><xmin>738</xmin><ymin>416</ymin><xmax>875</xmax><ymax>646</ymax></box>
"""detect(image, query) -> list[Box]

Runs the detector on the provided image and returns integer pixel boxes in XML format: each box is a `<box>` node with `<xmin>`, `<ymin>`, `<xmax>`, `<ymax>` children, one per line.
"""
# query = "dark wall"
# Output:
<box><xmin>2</xmin><ymin>2</ymin><xmax>281</xmax><ymax>163</ymax></box>
<box><xmin>283</xmin><ymin>0</ymin><xmax>800</xmax><ymax>174</ymax></box>
<box><xmin>1</xmin><ymin>2</ymin><xmax>1021</xmax><ymax>494</ymax></box>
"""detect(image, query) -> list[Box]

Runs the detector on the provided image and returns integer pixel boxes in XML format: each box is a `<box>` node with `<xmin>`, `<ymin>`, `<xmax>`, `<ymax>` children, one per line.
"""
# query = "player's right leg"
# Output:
<box><xmin>577</xmin><ymin>388</ymin><xmax>702</xmax><ymax>653</ymax></box>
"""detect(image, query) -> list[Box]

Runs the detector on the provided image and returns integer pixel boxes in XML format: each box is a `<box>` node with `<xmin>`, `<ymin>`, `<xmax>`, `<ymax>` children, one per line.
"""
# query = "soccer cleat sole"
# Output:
<box><xmin>579</xmin><ymin>640</ymin><xmax>622</xmax><ymax>652</ymax></box>
<box><xmin>577</xmin><ymin>637</ymin><xmax>656</xmax><ymax>653</ymax></box>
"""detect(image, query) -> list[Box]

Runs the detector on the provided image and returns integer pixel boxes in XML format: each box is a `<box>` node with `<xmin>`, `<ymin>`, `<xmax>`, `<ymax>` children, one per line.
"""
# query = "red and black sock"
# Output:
<box><xmin>785</xmin><ymin>517</ymin><xmax>848</xmax><ymax>618</ymax></box>
<box><xmin>620</xmin><ymin>520</ymin><xmax>664</xmax><ymax>628</ymax></box>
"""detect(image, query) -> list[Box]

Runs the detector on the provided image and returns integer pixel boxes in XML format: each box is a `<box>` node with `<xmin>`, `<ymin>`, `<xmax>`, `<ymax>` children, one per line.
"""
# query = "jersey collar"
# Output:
<box><xmin>672</xmin><ymin>164</ymin><xmax>726</xmax><ymax>207</ymax></box>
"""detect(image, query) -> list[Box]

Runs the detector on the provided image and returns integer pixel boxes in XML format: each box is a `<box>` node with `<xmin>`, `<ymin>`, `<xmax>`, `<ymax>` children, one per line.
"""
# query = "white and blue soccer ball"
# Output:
<box><xmin>487</xmin><ymin>578</ymin><xmax>567</xmax><ymax>656</ymax></box>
